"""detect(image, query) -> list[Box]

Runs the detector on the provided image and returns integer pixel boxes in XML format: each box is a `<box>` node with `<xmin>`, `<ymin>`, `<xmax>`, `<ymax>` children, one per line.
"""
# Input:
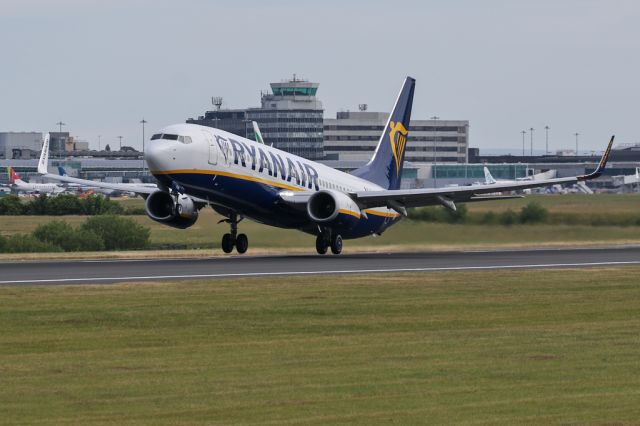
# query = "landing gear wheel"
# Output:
<box><xmin>315</xmin><ymin>234</ymin><xmax>328</xmax><ymax>255</ymax></box>
<box><xmin>330</xmin><ymin>234</ymin><xmax>343</xmax><ymax>255</ymax></box>
<box><xmin>221</xmin><ymin>233</ymin><xmax>234</xmax><ymax>254</ymax></box>
<box><xmin>235</xmin><ymin>233</ymin><xmax>248</xmax><ymax>254</ymax></box>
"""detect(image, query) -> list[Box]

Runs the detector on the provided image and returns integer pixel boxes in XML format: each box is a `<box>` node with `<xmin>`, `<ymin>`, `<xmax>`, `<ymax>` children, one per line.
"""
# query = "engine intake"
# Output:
<box><xmin>307</xmin><ymin>190</ymin><xmax>361</xmax><ymax>229</ymax></box>
<box><xmin>145</xmin><ymin>190</ymin><xmax>198</xmax><ymax>229</ymax></box>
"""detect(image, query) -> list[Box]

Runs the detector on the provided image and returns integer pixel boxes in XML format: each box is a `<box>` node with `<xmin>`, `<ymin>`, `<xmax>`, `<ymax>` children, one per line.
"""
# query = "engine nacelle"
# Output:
<box><xmin>307</xmin><ymin>190</ymin><xmax>361</xmax><ymax>229</ymax></box>
<box><xmin>145</xmin><ymin>190</ymin><xmax>199</xmax><ymax>229</ymax></box>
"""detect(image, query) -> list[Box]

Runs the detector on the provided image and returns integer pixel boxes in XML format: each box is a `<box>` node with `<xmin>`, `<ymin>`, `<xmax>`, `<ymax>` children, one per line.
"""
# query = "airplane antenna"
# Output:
<box><xmin>212</xmin><ymin>97</ymin><xmax>223</xmax><ymax>111</ymax></box>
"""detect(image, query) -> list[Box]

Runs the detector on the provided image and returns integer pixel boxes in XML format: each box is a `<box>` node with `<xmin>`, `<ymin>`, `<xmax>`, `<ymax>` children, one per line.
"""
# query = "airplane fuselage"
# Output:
<box><xmin>146</xmin><ymin>124</ymin><xmax>401</xmax><ymax>239</ymax></box>
<box><xmin>12</xmin><ymin>180</ymin><xmax>62</xmax><ymax>194</ymax></box>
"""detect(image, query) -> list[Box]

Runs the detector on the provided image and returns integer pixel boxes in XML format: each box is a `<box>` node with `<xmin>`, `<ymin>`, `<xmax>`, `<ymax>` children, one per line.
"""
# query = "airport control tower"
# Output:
<box><xmin>247</xmin><ymin>75</ymin><xmax>324</xmax><ymax>160</ymax></box>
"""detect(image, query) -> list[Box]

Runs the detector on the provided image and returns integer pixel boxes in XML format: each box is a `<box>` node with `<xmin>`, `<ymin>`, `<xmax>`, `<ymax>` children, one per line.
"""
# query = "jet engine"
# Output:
<box><xmin>306</xmin><ymin>190</ymin><xmax>361</xmax><ymax>229</ymax></box>
<box><xmin>145</xmin><ymin>190</ymin><xmax>199</xmax><ymax>229</ymax></box>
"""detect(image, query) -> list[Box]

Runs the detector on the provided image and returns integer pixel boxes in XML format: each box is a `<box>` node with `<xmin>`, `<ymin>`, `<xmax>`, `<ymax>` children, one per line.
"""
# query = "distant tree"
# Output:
<box><xmin>0</xmin><ymin>195</ymin><xmax>26</xmax><ymax>215</ymax></box>
<box><xmin>499</xmin><ymin>209</ymin><xmax>518</xmax><ymax>226</ymax></box>
<box><xmin>81</xmin><ymin>215</ymin><xmax>149</xmax><ymax>250</ymax></box>
<box><xmin>33</xmin><ymin>220</ymin><xmax>104</xmax><ymax>252</ymax></box>
<box><xmin>105</xmin><ymin>144</ymin><xmax>111</xmax><ymax>152</ymax></box>
<box><xmin>519</xmin><ymin>202</ymin><xmax>549</xmax><ymax>224</ymax></box>
<box><xmin>27</xmin><ymin>194</ymin><xmax>50</xmax><ymax>214</ymax></box>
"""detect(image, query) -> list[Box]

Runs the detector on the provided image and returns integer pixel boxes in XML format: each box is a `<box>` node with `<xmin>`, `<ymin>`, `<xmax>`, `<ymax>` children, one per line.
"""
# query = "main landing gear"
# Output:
<box><xmin>315</xmin><ymin>231</ymin><xmax>342</xmax><ymax>255</ymax></box>
<box><xmin>220</xmin><ymin>213</ymin><xmax>248</xmax><ymax>254</ymax></box>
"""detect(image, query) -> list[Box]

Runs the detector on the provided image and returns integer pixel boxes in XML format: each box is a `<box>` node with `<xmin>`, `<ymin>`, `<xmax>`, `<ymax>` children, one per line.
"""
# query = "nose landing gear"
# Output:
<box><xmin>220</xmin><ymin>212</ymin><xmax>248</xmax><ymax>254</ymax></box>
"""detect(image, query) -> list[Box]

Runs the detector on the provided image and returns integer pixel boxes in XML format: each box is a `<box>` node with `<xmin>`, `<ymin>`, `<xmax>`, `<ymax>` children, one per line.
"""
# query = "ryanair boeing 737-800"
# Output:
<box><xmin>37</xmin><ymin>77</ymin><xmax>614</xmax><ymax>255</ymax></box>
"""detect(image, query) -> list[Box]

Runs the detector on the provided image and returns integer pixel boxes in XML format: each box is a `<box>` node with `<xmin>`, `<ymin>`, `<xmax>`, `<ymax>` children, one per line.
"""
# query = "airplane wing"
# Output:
<box><xmin>350</xmin><ymin>136</ymin><xmax>614</xmax><ymax>212</ymax></box>
<box><xmin>37</xmin><ymin>133</ymin><xmax>158</xmax><ymax>195</ymax></box>
<box><xmin>279</xmin><ymin>136</ymin><xmax>614</xmax><ymax>214</ymax></box>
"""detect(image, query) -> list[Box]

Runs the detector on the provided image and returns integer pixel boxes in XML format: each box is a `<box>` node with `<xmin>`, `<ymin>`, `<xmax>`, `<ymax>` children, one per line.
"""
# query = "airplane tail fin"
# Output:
<box><xmin>483</xmin><ymin>167</ymin><xmax>497</xmax><ymax>184</ymax></box>
<box><xmin>38</xmin><ymin>133</ymin><xmax>50</xmax><ymax>174</ymax></box>
<box><xmin>7</xmin><ymin>167</ymin><xmax>21</xmax><ymax>184</ymax></box>
<box><xmin>352</xmin><ymin>77</ymin><xmax>415</xmax><ymax>190</ymax></box>
<box><xmin>252</xmin><ymin>121</ymin><xmax>265</xmax><ymax>144</ymax></box>
<box><xmin>58</xmin><ymin>166</ymin><xmax>67</xmax><ymax>176</ymax></box>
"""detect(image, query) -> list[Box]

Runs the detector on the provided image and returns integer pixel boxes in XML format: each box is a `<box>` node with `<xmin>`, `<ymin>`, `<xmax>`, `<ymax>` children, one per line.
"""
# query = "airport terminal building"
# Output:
<box><xmin>323</xmin><ymin>110</ymin><xmax>469</xmax><ymax>164</ymax></box>
<box><xmin>188</xmin><ymin>76</ymin><xmax>325</xmax><ymax>160</ymax></box>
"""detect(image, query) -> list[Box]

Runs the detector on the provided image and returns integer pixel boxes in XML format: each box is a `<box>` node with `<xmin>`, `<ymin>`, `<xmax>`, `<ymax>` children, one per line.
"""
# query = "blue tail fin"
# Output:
<box><xmin>58</xmin><ymin>166</ymin><xmax>67</xmax><ymax>176</ymax></box>
<box><xmin>352</xmin><ymin>76</ymin><xmax>415</xmax><ymax>190</ymax></box>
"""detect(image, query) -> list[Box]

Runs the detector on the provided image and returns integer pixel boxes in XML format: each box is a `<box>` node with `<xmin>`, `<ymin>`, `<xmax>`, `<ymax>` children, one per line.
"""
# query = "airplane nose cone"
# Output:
<box><xmin>145</xmin><ymin>141</ymin><xmax>174</xmax><ymax>172</ymax></box>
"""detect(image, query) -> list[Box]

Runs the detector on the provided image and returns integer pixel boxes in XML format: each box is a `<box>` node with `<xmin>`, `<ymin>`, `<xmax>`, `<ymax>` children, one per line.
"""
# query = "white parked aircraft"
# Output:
<box><xmin>37</xmin><ymin>77</ymin><xmax>614</xmax><ymax>255</ymax></box>
<box><xmin>483</xmin><ymin>167</ymin><xmax>557</xmax><ymax>185</ymax></box>
<box><xmin>6</xmin><ymin>167</ymin><xmax>65</xmax><ymax>194</ymax></box>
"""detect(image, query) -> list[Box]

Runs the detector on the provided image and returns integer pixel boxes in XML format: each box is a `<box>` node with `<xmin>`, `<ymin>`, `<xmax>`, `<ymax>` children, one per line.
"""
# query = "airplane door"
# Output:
<box><xmin>204</xmin><ymin>131</ymin><xmax>217</xmax><ymax>165</ymax></box>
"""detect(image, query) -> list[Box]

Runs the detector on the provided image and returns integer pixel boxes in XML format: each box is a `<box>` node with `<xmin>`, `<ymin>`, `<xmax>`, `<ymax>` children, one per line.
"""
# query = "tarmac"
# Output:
<box><xmin>1</xmin><ymin>246</ymin><xmax>639</xmax><ymax>285</ymax></box>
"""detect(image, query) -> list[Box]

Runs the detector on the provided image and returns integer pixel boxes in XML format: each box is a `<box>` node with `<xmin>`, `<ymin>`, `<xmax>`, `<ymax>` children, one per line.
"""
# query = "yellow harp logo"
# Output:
<box><xmin>388</xmin><ymin>121</ymin><xmax>408</xmax><ymax>176</ymax></box>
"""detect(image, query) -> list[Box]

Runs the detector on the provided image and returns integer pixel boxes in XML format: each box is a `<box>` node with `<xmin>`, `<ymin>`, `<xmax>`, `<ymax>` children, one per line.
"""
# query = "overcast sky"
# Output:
<box><xmin>1</xmin><ymin>0</ymin><xmax>638</xmax><ymax>154</ymax></box>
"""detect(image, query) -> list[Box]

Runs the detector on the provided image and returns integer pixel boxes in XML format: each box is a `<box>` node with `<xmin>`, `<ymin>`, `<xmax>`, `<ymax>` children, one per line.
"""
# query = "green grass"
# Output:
<box><xmin>1</xmin><ymin>268</ymin><xmax>640</xmax><ymax>424</ymax></box>
<box><xmin>464</xmin><ymin>193</ymin><xmax>639</xmax><ymax>214</ymax></box>
<box><xmin>1</xmin><ymin>194</ymin><xmax>639</xmax><ymax>251</ymax></box>
<box><xmin>3</xmin><ymin>209</ymin><xmax>640</xmax><ymax>250</ymax></box>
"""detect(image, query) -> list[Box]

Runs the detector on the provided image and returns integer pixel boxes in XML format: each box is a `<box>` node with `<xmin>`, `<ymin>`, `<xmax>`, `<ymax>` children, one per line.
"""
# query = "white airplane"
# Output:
<box><xmin>6</xmin><ymin>167</ymin><xmax>65</xmax><ymax>194</ymax></box>
<box><xmin>37</xmin><ymin>77</ymin><xmax>614</xmax><ymax>255</ymax></box>
<box><xmin>483</xmin><ymin>167</ymin><xmax>557</xmax><ymax>185</ymax></box>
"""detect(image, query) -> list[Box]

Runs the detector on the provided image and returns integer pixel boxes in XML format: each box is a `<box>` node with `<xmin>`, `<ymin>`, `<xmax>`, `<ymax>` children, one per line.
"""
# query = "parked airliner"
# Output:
<box><xmin>7</xmin><ymin>167</ymin><xmax>65</xmax><ymax>194</ymax></box>
<box><xmin>38</xmin><ymin>77</ymin><xmax>614</xmax><ymax>254</ymax></box>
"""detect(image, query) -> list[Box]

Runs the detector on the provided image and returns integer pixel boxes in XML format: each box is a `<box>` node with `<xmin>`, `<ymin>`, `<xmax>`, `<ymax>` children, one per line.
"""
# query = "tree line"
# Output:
<box><xmin>0</xmin><ymin>194</ymin><xmax>145</xmax><ymax>216</ymax></box>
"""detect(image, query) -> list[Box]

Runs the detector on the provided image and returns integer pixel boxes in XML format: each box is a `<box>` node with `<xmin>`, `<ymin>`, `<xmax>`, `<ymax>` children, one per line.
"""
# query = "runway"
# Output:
<box><xmin>1</xmin><ymin>246</ymin><xmax>639</xmax><ymax>285</ymax></box>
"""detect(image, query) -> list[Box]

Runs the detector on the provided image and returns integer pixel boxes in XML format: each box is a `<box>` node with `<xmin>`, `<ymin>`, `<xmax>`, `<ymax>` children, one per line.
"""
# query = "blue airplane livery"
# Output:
<box><xmin>37</xmin><ymin>77</ymin><xmax>615</xmax><ymax>255</ymax></box>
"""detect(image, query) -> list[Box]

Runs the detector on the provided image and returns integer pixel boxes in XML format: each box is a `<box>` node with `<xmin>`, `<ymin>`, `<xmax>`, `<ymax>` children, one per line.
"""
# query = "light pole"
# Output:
<box><xmin>98</xmin><ymin>135</ymin><xmax>101</xmax><ymax>151</ymax></box>
<box><xmin>544</xmin><ymin>126</ymin><xmax>550</xmax><ymax>155</ymax></box>
<box><xmin>117</xmin><ymin>136</ymin><xmax>123</xmax><ymax>151</ymax></box>
<box><xmin>431</xmin><ymin>116</ymin><xmax>439</xmax><ymax>187</ymax></box>
<box><xmin>529</xmin><ymin>127</ymin><xmax>534</xmax><ymax>156</ymax></box>
<box><xmin>521</xmin><ymin>130</ymin><xmax>526</xmax><ymax>156</ymax></box>
<box><xmin>140</xmin><ymin>118</ymin><xmax>147</xmax><ymax>173</ymax></box>
<box><xmin>56</xmin><ymin>121</ymin><xmax>66</xmax><ymax>134</ymax></box>
<box><xmin>574</xmin><ymin>132</ymin><xmax>579</xmax><ymax>156</ymax></box>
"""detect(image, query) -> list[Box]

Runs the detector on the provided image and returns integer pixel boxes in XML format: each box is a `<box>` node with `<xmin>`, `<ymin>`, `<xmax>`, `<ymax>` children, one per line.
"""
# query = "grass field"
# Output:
<box><xmin>1</xmin><ymin>268</ymin><xmax>639</xmax><ymax>424</ymax></box>
<box><xmin>1</xmin><ymin>194</ymin><xmax>639</xmax><ymax>254</ymax></box>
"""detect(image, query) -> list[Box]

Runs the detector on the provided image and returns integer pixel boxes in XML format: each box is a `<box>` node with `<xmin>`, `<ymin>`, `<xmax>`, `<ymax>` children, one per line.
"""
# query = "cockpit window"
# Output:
<box><xmin>151</xmin><ymin>133</ymin><xmax>188</xmax><ymax>142</ymax></box>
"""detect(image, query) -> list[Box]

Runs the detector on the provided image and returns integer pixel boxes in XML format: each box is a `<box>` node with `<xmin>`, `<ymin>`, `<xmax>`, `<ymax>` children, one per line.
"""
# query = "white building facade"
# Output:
<box><xmin>323</xmin><ymin>111</ymin><xmax>469</xmax><ymax>163</ymax></box>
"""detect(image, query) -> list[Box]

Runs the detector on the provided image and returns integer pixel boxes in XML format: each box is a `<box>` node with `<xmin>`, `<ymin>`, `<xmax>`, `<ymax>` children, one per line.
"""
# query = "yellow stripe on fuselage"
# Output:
<box><xmin>339</xmin><ymin>208</ymin><xmax>361</xmax><ymax>219</ymax></box>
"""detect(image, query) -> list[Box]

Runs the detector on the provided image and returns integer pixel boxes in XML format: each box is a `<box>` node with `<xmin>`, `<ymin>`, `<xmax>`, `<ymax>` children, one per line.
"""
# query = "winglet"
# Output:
<box><xmin>578</xmin><ymin>135</ymin><xmax>614</xmax><ymax>181</ymax></box>
<box><xmin>38</xmin><ymin>133</ymin><xmax>50</xmax><ymax>174</ymax></box>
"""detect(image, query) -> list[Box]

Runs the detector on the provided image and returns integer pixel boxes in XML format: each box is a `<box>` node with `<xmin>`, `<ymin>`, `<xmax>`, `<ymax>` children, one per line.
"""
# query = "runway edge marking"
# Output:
<box><xmin>1</xmin><ymin>260</ymin><xmax>640</xmax><ymax>284</ymax></box>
